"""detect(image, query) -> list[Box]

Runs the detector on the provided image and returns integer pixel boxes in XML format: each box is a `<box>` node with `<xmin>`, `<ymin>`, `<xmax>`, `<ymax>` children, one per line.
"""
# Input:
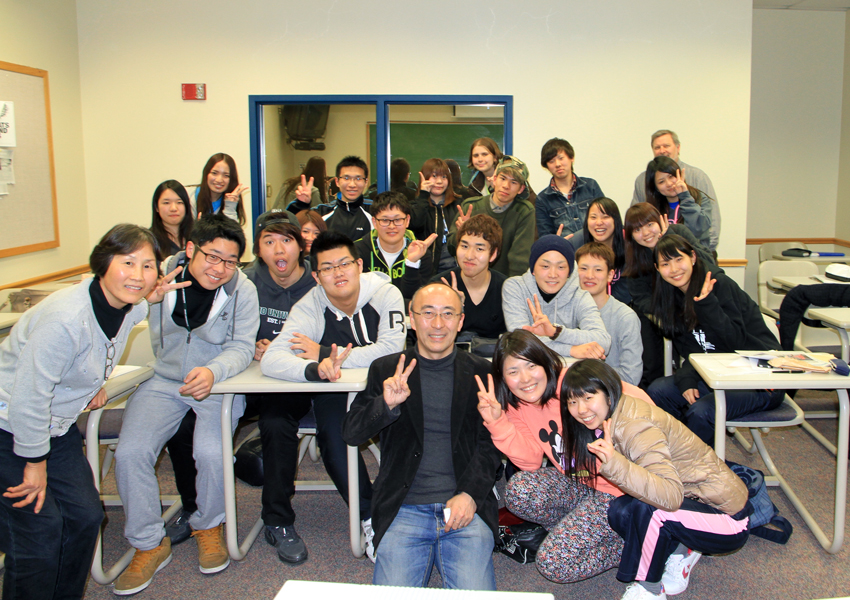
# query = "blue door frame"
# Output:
<box><xmin>248</xmin><ymin>95</ymin><xmax>512</xmax><ymax>230</ymax></box>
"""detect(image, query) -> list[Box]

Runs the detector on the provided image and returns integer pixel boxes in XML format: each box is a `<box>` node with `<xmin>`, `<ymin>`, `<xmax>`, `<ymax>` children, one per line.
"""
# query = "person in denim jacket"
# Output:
<box><xmin>535</xmin><ymin>138</ymin><xmax>604</xmax><ymax>238</ymax></box>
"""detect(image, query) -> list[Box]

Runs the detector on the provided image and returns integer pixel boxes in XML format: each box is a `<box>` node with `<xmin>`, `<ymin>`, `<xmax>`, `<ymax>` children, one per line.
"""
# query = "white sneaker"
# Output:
<box><xmin>661</xmin><ymin>549</ymin><xmax>702</xmax><ymax>595</ymax></box>
<box><xmin>361</xmin><ymin>518</ymin><xmax>376</xmax><ymax>563</ymax></box>
<box><xmin>621</xmin><ymin>582</ymin><xmax>667</xmax><ymax>600</ymax></box>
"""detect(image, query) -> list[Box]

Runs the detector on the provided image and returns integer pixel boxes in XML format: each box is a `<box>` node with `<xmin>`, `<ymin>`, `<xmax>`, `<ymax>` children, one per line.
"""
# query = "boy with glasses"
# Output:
<box><xmin>261</xmin><ymin>230</ymin><xmax>406</xmax><ymax>562</ymax></box>
<box><xmin>452</xmin><ymin>156</ymin><xmax>535</xmax><ymax>277</ymax></box>
<box><xmin>114</xmin><ymin>214</ymin><xmax>260</xmax><ymax>595</ymax></box>
<box><xmin>316</xmin><ymin>155</ymin><xmax>374</xmax><ymax>242</ymax></box>
<box><xmin>354</xmin><ymin>191</ymin><xmax>436</xmax><ymax>303</ymax></box>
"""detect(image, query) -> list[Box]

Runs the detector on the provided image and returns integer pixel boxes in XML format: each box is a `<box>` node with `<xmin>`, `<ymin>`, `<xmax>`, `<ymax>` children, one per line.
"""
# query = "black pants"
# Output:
<box><xmin>0</xmin><ymin>425</ymin><xmax>104</xmax><ymax>600</ymax></box>
<box><xmin>778</xmin><ymin>283</ymin><xmax>850</xmax><ymax>350</ymax></box>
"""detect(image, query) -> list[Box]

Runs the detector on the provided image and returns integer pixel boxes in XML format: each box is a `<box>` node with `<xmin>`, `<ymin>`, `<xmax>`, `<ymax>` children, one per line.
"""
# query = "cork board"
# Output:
<box><xmin>0</xmin><ymin>61</ymin><xmax>59</xmax><ymax>258</ymax></box>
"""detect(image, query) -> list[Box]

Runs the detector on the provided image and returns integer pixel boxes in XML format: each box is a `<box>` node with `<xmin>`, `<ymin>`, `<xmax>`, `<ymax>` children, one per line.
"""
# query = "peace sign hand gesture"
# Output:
<box><xmin>317</xmin><ymin>343</ymin><xmax>353</xmax><ymax>382</ymax></box>
<box><xmin>419</xmin><ymin>172</ymin><xmax>434</xmax><ymax>194</ymax></box>
<box><xmin>475</xmin><ymin>374</ymin><xmax>502</xmax><ymax>424</ymax></box>
<box><xmin>522</xmin><ymin>295</ymin><xmax>556</xmax><ymax>338</ymax></box>
<box><xmin>440</xmin><ymin>271</ymin><xmax>466</xmax><ymax>307</ymax></box>
<box><xmin>407</xmin><ymin>233</ymin><xmax>437</xmax><ymax>264</ymax></box>
<box><xmin>295</xmin><ymin>175</ymin><xmax>314</xmax><ymax>204</ymax></box>
<box><xmin>384</xmin><ymin>354</ymin><xmax>417</xmax><ymax>409</ymax></box>
<box><xmin>146</xmin><ymin>266</ymin><xmax>191</xmax><ymax>304</ymax></box>
<box><xmin>586</xmin><ymin>419</ymin><xmax>616</xmax><ymax>465</ymax></box>
<box><xmin>693</xmin><ymin>271</ymin><xmax>716</xmax><ymax>302</ymax></box>
<box><xmin>673</xmin><ymin>168</ymin><xmax>688</xmax><ymax>194</ymax></box>
<box><xmin>555</xmin><ymin>224</ymin><xmax>575</xmax><ymax>242</ymax></box>
<box><xmin>226</xmin><ymin>183</ymin><xmax>249</xmax><ymax>202</ymax></box>
<box><xmin>455</xmin><ymin>204</ymin><xmax>474</xmax><ymax>230</ymax></box>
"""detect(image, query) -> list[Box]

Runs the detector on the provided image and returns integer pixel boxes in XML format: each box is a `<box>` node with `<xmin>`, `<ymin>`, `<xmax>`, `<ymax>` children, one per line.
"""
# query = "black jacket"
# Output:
<box><xmin>410</xmin><ymin>193</ymin><xmax>459</xmax><ymax>280</ymax></box>
<box><xmin>341</xmin><ymin>348</ymin><xmax>501</xmax><ymax>549</ymax></box>
<box><xmin>628</xmin><ymin>224</ymin><xmax>721</xmax><ymax>315</ymax></box>
<box><xmin>353</xmin><ymin>229</ymin><xmax>432</xmax><ymax>301</ymax></box>
<box><xmin>243</xmin><ymin>258</ymin><xmax>315</xmax><ymax>342</ymax></box>
<box><xmin>316</xmin><ymin>195</ymin><xmax>373</xmax><ymax>242</ymax></box>
<box><xmin>673</xmin><ymin>272</ymin><xmax>780</xmax><ymax>392</ymax></box>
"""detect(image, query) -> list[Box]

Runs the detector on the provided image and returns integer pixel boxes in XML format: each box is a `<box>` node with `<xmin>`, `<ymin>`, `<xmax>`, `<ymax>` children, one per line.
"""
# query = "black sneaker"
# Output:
<box><xmin>165</xmin><ymin>509</ymin><xmax>193</xmax><ymax>546</ymax></box>
<box><xmin>264</xmin><ymin>525</ymin><xmax>308</xmax><ymax>564</ymax></box>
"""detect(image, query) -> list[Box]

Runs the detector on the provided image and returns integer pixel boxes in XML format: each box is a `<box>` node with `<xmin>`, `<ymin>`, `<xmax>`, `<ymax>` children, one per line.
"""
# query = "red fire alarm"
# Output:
<box><xmin>182</xmin><ymin>84</ymin><xmax>206</xmax><ymax>101</ymax></box>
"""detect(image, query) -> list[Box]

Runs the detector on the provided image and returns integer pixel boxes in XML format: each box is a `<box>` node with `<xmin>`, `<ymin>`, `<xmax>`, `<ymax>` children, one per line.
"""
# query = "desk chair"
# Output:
<box><xmin>758</xmin><ymin>241</ymin><xmax>807</xmax><ymax>263</ymax></box>
<box><xmin>757</xmin><ymin>260</ymin><xmax>819</xmax><ymax>318</ymax></box>
<box><xmin>726</xmin><ymin>316</ymin><xmax>844</xmax><ymax>544</ymax></box>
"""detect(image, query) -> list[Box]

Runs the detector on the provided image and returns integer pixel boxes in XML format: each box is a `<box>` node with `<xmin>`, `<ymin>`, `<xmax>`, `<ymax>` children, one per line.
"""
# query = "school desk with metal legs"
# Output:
<box><xmin>211</xmin><ymin>361</ymin><xmax>369</xmax><ymax>561</ymax></box>
<box><xmin>688</xmin><ymin>353</ymin><xmax>850</xmax><ymax>553</ymax></box>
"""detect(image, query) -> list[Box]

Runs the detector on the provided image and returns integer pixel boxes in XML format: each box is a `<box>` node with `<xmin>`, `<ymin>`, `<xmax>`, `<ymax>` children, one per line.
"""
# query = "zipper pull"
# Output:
<box><xmin>187</xmin><ymin>331</ymin><xmax>192</xmax><ymax>344</ymax></box>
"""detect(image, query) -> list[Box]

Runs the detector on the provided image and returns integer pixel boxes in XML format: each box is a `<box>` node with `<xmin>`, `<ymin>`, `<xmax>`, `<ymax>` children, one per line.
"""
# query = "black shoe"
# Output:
<box><xmin>165</xmin><ymin>509</ymin><xmax>193</xmax><ymax>546</ymax></box>
<box><xmin>264</xmin><ymin>525</ymin><xmax>308</xmax><ymax>564</ymax></box>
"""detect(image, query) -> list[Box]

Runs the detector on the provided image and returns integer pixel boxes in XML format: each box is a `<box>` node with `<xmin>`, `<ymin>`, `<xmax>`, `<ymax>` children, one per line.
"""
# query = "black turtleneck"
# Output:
<box><xmin>172</xmin><ymin>267</ymin><xmax>219</xmax><ymax>330</ymax></box>
<box><xmin>90</xmin><ymin>278</ymin><xmax>132</xmax><ymax>339</ymax></box>
<box><xmin>536</xmin><ymin>285</ymin><xmax>558</xmax><ymax>304</ymax></box>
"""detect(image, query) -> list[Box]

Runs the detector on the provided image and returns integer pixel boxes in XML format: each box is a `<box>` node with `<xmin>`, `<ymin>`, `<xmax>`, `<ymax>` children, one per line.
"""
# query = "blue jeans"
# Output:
<box><xmin>0</xmin><ymin>425</ymin><xmax>104</xmax><ymax>600</ymax></box>
<box><xmin>373</xmin><ymin>504</ymin><xmax>496</xmax><ymax>590</ymax></box>
<box><xmin>647</xmin><ymin>376</ymin><xmax>784</xmax><ymax>446</ymax></box>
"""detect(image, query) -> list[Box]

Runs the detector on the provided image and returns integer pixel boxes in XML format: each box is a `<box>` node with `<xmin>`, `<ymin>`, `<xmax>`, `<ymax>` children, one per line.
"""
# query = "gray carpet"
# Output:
<box><xmin>4</xmin><ymin>390</ymin><xmax>850</xmax><ymax>600</ymax></box>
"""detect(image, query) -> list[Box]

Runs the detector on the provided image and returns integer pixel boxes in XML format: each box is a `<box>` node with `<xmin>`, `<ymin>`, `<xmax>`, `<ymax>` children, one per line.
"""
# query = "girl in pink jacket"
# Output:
<box><xmin>478</xmin><ymin>330</ymin><xmax>652</xmax><ymax>583</ymax></box>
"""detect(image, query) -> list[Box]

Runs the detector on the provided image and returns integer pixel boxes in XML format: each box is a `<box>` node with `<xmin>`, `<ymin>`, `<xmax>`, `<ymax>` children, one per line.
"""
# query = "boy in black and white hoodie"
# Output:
<box><xmin>114</xmin><ymin>214</ymin><xmax>259</xmax><ymax>595</ymax></box>
<box><xmin>262</xmin><ymin>230</ymin><xmax>406</xmax><ymax>561</ymax></box>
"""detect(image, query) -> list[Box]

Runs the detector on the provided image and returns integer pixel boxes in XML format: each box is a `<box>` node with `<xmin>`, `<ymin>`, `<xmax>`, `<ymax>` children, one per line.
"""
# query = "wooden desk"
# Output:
<box><xmin>689</xmin><ymin>353</ymin><xmax>850</xmax><ymax>553</ymax></box>
<box><xmin>210</xmin><ymin>361</ymin><xmax>369</xmax><ymax>560</ymax></box>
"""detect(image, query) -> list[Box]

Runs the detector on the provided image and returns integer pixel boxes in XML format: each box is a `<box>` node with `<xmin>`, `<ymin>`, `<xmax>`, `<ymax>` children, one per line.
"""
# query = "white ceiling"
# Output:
<box><xmin>754</xmin><ymin>0</ymin><xmax>850</xmax><ymax>10</ymax></box>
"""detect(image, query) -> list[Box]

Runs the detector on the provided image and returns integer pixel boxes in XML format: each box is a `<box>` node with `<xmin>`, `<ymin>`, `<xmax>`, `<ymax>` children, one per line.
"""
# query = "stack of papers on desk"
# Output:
<box><xmin>733</xmin><ymin>351</ymin><xmax>835</xmax><ymax>373</ymax></box>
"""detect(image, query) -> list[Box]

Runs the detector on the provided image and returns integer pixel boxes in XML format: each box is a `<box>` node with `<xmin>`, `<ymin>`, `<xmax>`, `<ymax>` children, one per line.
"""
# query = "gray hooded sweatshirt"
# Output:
<box><xmin>151</xmin><ymin>252</ymin><xmax>259</xmax><ymax>383</ymax></box>
<box><xmin>502</xmin><ymin>269</ymin><xmax>611</xmax><ymax>357</ymax></box>
<box><xmin>261</xmin><ymin>271</ymin><xmax>405</xmax><ymax>382</ymax></box>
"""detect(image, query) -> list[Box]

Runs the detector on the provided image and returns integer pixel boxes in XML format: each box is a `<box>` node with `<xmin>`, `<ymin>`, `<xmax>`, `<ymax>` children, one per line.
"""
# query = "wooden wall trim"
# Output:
<box><xmin>0</xmin><ymin>265</ymin><xmax>89</xmax><ymax>290</ymax></box>
<box><xmin>747</xmin><ymin>237</ymin><xmax>850</xmax><ymax>248</ymax></box>
<box><xmin>718</xmin><ymin>259</ymin><xmax>748</xmax><ymax>267</ymax></box>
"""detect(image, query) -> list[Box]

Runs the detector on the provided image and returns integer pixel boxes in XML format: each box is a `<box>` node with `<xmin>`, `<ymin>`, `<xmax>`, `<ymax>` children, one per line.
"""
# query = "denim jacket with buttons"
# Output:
<box><xmin>535</xmin><ymin>175</ymin><xmax>604</xmax><ymax>238</ymax></box>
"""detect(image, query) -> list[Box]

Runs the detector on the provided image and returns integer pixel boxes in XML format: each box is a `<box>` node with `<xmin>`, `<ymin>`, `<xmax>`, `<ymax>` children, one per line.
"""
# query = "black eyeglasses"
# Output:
<box><xmin>195</xmin><ymin>247</ymin><xmax>242</xmax><ymax>270</ymax></box>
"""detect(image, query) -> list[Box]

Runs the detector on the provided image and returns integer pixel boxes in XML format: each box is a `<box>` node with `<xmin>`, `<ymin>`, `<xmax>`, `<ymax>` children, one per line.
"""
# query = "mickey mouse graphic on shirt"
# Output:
<box><xmin>538</xmin><ymin>420</ymin><xmax>563</xmax><ymax>467</ymax></box>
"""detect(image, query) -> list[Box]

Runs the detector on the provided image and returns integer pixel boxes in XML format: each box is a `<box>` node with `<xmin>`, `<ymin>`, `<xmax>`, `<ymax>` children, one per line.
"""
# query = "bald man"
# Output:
<box><xmin>342</xmin><ymin>283</ymin><xmax>500</xmax><ymax>590</ymax></box>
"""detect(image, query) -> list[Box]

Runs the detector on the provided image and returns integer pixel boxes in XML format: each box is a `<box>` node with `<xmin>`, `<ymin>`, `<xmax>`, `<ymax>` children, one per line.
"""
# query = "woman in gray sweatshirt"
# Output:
<box><xmin>0</xmin><ymin>224</ymin><xmax>163</xmax><ymax>600</ymax></box>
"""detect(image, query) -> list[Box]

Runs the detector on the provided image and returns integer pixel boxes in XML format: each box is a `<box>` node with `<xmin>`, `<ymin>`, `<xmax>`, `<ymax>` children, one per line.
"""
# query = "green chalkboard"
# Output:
<box><xmin>368</xmin><ymin>122</ymin><xmax>504</xmax><ymax>189</ymax></box>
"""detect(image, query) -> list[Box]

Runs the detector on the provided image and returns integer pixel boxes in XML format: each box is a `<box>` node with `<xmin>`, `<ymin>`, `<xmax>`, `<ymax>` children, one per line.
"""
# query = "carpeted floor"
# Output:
<box><xmin>3</xmin><ymin>390</ymin><xmax>849</xmax><ymax>600</ymax></box>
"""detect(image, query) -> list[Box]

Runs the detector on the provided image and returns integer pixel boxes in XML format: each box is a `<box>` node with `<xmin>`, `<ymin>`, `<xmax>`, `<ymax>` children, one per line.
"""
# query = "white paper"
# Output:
<box><xmin>0</xmin><ymin>102</ymin><xmax>15</xmax><ymax>147</ymax></box>
<box><xmin>0</xmin><ymin>148</ymin><xmax>14</xmax><ymax>184</ymax></box>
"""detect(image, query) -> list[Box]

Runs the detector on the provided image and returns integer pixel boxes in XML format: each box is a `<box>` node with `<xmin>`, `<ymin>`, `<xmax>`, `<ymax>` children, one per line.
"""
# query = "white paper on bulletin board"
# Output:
<box><xmin>0</xmin><ymin>148</ymin><xmax>15</xmax><ymax>184</ymax></box>
<box><xmin>0</xmin><ymin>102</ymin><xmax>16</xmax><ymax>147</ymax></box>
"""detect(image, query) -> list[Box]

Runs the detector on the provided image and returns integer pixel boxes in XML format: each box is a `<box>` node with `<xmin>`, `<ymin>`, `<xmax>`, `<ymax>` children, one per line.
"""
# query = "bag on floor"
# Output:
<box><xmin>234</xmin><ymin>437</ymin><xmax>264</xmax><ymax>487</ymax></box>
<box><xmin>728</xmin><ymin>462</ymin><xmax>793</xmax><ymax>544</ymax></box>
<box><xmin>496</xmin><ymin>521</ymin><xmax>548</xmax><ymax>564</ymax></box>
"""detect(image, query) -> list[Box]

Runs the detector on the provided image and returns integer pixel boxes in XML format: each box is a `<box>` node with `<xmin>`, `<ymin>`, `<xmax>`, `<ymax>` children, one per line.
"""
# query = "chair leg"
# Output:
<box><xmin>308</xmin><ymin>435</ymin><xmax>320</xmax><ymax>462</ymax></box>
<box><xmin>801</xmin><ymin>421</ymin><xmax>838</xmax><ymax>456</ymax></box>
<box><xmin>728</xmin><ymin>428</ymin><xmax>758</xmax><ymax>455</ymax></box>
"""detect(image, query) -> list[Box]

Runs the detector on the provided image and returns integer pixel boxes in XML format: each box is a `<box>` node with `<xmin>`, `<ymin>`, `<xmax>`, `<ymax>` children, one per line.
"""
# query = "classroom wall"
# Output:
<box><xmin>747</xmin><ymin>10</ymin><xmax>845</xmax><ymax>240</ymax></box>
<box><xmin>73</xmin><ymin>0</ymin><xmax>754</xmax><ymax>262</ymax></box>
<box><xmin>0</xmin><ymin>0</ymin><xmax>90</xmax><ymax>287</ymax></box>
<box><xmin>744</xmin><ymin>9</ymin><xmax>846</xmax><ymax>299</ymax></box>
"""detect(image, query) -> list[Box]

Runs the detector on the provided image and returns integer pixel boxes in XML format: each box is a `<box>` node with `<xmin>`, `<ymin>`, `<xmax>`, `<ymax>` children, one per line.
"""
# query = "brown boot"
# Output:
<box><xmin>113</xmin><ymin>537</ymin><xmax>172</xmax><ymax>595</ymax></box>
<box><xmin>192</xmin><ymin>523</ymin><xmax>230</xmax><ymax>574</ymax></box>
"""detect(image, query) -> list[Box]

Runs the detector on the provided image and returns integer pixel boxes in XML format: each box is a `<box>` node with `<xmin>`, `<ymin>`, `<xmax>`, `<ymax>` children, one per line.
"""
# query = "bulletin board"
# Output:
<box><xmin>0</xmin><ymin>61</ymin><xmax>59</xmax><ymax>258</ymax></box>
